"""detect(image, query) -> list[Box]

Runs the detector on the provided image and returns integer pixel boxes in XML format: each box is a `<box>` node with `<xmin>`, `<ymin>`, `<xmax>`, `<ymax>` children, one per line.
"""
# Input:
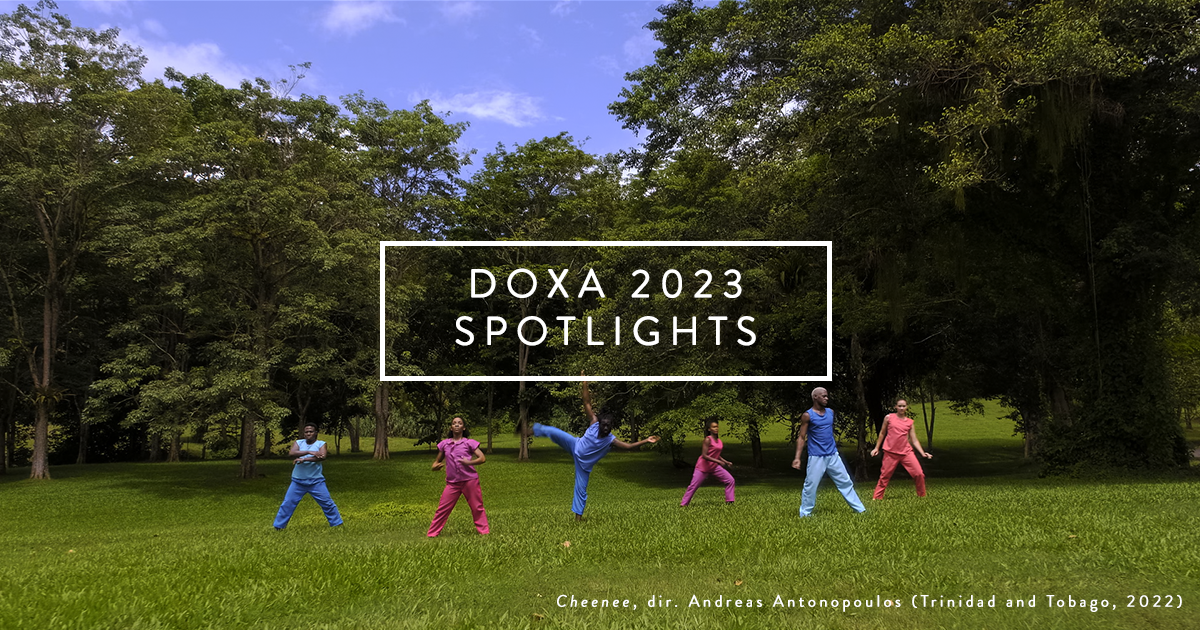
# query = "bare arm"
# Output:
<box><xmin>581</xmin><ymin>371</ymin><xmax>597</xmax><ymax>425</ymax></box>
<box><xmin>699</xmin><ymin>436</ymin><xmax>723</xmax><ymax>465</ymax></box>
<box><xmin>791</xmin><ymin>413</ymin><xmax>810</xmax><ymax>469</ymax></box>
<box><xmin>871</xmin><ymin>418</ymin><xmax>890</xmax><ymax>457</ymax></box>
<box><xmin>612</xmin><ymin>435</ymin><xmax>659</xmax><ymax>449</ymax></box>
<box><xmin>431</xmin><ymin>449</ymin><xmax>445</xmax><ymax>471</ymax></box>
<box><xmin>291</xmin><ymin>442</ymin><xmax>325</xmax><ymax>464</ymax></box>
<box><xmin>459</xmin><ymin>447</ymin><xmax>486</xmax><ymax>466</ymax></box>
<box><xmin>909</xmin><ymin>426</ymin><xmax>932</xmax><ymax>459</ymax></box>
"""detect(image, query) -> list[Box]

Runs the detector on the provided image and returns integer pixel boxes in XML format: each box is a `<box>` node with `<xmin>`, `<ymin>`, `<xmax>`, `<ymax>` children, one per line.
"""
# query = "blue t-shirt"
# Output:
<box><xmin>806</xmin><ymin>408</ymin><xmax>838</xmax><ymax>457</ymax></box>
<box><xmin>573</xmin><ymin>422</ymin><xmax>616</xmax><ymax>472</ymax></box>
<box><xmin>292</xmin><ymin>439</ymin><xmax>325</xmax><ymax>480</ymax></box>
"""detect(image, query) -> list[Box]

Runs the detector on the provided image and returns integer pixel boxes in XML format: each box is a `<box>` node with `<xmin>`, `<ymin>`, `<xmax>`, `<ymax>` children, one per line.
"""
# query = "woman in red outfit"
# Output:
<box><xmin>870</xmin><ymin>399</ymin><xmax>932</xmax><ymax>500</ymax></box>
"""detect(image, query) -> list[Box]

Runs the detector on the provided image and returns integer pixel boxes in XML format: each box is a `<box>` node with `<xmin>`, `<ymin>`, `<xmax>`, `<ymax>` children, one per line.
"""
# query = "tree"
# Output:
<box><xmin>613</xmin><ymin>0</ymin><xmax>1199</xmax><ymax>469</ymax></box>
<box><xmin>0</xmin><ymin>1</ymin><xmax>149</xmax><ymax>478</ymax></box>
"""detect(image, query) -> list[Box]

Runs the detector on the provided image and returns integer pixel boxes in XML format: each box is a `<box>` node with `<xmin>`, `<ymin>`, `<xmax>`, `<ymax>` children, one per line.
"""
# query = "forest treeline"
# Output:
<box><xmin>2</xmin><ymin>1</ymin><xmax>1198</xmax><ymax>481</ymax></box>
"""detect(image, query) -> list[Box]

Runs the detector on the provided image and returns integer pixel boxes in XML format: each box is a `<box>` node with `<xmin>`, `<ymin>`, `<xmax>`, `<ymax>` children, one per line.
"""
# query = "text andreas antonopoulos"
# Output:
<box><xmin>549</xmin><ymin>592</ymin><xmax>1184</xmax><ymax>614</ymax></box>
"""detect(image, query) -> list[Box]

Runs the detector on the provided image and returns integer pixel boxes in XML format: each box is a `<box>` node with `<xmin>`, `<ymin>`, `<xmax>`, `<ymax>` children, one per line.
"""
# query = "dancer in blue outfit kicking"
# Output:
<box><xmin>273</xmin><ymin>422</ymin><xmax>344</xmax><ymax>529</ymax></box>
<box><xmin>791</xmin><ymin>387</ymin><xmax>866</xmax><ymax>517</ymax></box>
<box><xmin>532</xmin><ymin>372</ymin><xmax>659</xmax><ymax>521</ymax></box>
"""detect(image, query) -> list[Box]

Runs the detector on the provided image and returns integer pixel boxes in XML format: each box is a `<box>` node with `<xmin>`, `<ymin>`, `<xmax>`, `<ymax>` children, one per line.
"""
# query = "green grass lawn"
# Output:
<box><xmin>1</xmin><ymin>403</ymin><xmax>1196</xmax><ymax>629</ymax></box>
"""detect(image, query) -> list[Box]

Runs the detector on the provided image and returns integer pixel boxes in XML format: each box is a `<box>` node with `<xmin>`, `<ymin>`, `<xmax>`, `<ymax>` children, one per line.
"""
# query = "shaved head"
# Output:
<box><xmin>811</xmin><ymin>387</ymin><xmax>827</xmax><ymax>401</ymax></box>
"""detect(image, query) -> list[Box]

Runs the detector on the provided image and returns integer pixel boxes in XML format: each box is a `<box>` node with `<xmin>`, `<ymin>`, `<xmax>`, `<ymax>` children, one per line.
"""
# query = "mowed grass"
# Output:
<box><xmin>1</xmin><ymin>403</ymin><xmax>1196</xmax><ymax>630</ymax></box>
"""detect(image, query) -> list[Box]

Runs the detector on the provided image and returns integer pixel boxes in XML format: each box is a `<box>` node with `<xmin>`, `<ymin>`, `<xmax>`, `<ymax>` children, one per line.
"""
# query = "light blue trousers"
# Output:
<box><xmin>800</xmin><ymin>454</ymin><xmax>866</xmax><ymax>516</ymax></box>
<box><xmin>274</xmin><ymin>478</ymin><xmax>343</xmax><ymax>529</ymax></box>
<box><xmin>533</xmin><ymin>423</ymin><xmax>593</xmax><ymax>516</ymax></box>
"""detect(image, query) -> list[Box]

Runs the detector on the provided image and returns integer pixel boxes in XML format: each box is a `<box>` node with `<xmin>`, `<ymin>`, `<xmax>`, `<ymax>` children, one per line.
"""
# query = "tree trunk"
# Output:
<box><xmin>851</xmin><ymin>334</ymin><xmax>870</xmax><ymax>481</ymax></box>
<box><xmin>1186</xmin><ymin>407</ymin><xmax>1192</xmax><ymax>430</ymax></box>
<box><xmin>239</xmin><ymin>410</ymin><xmax>257</xmax><ymax>478</ymax></box>
<box><xmin>485</xmin><ymin>383</ymin><xmax>494</xmax><ymax>454</ymax></box>
<box><xmin>517</xmin><ymin>337</ymin><xmax>530</xmax><ymax>461</ymax></box>
<box><xmin>76</xmin><ymin>422</ymin><xmax>88</xmax><ymax>465</ymax></box>
<box><xmin>373</xmin><ymin>382</ymin><xmax>390</xmax><ymax>460</ymax></box>
<box><xmin>167</xmin><ymin>429</ymin><xmax>181</xmax><ymax>463</ymax></box>
<box><xmin>260</xmin><ymin>423</ymin><xmax>272</xmax><ymax>457</ymax></box>
<box><xmin>748</xmin><ymin>416</ymin><xmax>763</xmax><ymax>468</ymax></box>
<box><xmin>349</xmin><ymin>416</ymin><xmax>361</xmax><ymax>453</ymax></box>
<box><xmin>149</xmin><ymin>431</ymin><xmax>161</xmax><ymax>462</ymax></box>
<box><xmin>920</xmin><ymin>383</ymin><xmax>936</xmax><ymax>448</ymax></box>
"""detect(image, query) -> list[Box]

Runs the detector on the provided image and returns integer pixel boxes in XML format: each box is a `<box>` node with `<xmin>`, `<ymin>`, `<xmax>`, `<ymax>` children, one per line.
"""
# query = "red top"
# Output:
<box><xmin>696</xmin><ymin>436</ymin><xmax>723</xmax><ymax>473</ymax></box>
<box><xmin>882</xmin><ymin>413</ymin><xmax>913</xmax><ymax>454</ymax></box>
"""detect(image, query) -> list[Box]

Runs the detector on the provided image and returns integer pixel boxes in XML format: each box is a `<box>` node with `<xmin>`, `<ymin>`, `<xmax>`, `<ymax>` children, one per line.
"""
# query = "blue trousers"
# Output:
<box><xmin>800</xmin><ymin>454</ymin><xmax>866</xmax><ymax>516</ymax></box>
<box><xmin>533</xmin><ymin>423</ymin><xmax>593</xmax><ymax>516</ymax></box>
<box><xmin>274</xmin><ymin>478</ymin><xmax>343</xmax><ymax>529</ymax></box>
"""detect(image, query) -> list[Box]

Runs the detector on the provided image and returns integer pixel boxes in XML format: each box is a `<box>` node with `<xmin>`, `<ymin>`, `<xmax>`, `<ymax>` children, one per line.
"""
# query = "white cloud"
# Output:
<box><xmin>440</xmin><ymin>1</ymin><xmax>482</xmax><ymax>22</ymax></box>
<box><xmin>593</xmin><ymin>55</ymin><xmax>621</xmax><ymax>77</ymax></box>
<box><xmin>122</xmin><ymin>25</ymin><xmax>255</xmax><ymax>88</ymax></box>
<box><xmin>551</xmin><ymin>0</ymin><xmax>580</xmax><ymax>17</ymax></box>
<box><xmin>623</xmin><ymin>30</ymin><xmax>657</xmax><ymax>67</ymax></box>
<box><xmin>322</xmin><ymin>1</ymin><xmax>403</xmax><ymax>36</ymax></box>
<box><xmin>415</xmin><ymin>90</ymin><xmax>544</xmax><ymax>127</ymax></box>
<box><xmin>141</xmin><ymin>19</ymin><xmax>167</xmax><ymax>38</ymax></box>
<box><xmin>519</xmin><ymin>25</ymin><xmax>542</xmax><ymax>49</ymax></box>
<box><xmin>78</xmin><ymin>0</ymin><xmax>131</xmax><ymax>17</ymax></box>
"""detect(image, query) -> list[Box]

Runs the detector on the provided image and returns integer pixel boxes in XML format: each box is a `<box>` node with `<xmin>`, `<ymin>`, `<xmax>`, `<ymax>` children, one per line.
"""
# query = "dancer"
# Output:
<box><xmin>428</xmin><ymin>417</ymin><xmax>489</xmax><ymax>537</ymax></box>
<box><xmin>680</xmin><ymin>419</ymin><xmax>735</xmax><ymax>506</ymax></box>
<box><xmin>791</xmin><ymin>387</ymin><xmax>866</xmax><ymax>517</ymax></box>
<box><xmin>532</xmin><ymin>372</ymin><xmax>659</xmax><ymax>520</ymax></box>
<box><xmin>870</xmin><ymin>399</ymin><xmax>932</xmax><ymax>499</ymax></box>
<box><xmin>273</xmin><ymin>422</ymin><xmax>344</xmax><ymax>530</ymax></box>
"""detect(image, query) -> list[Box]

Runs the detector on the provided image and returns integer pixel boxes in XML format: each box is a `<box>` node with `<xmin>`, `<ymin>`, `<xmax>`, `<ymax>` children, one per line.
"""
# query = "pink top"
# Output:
<box><xmin>881</xmin><ymin>413</ymin><xmax>913</xmax><ymax>454</ymax></box>
<box><xmin>438</xmin><ymin>437</ymin><xmax>481</xmax><ymax>483</ymax></box>
<box><xmin>696</xmin><ymin>436</ymin><xmax>724</xmax><ymax>473</ymax></box>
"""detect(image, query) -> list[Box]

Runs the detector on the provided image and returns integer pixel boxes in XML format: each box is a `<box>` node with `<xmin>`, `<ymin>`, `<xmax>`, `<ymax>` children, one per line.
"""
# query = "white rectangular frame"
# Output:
<box><xmin>379</xmin><ymin>241</ymin><xmax>832</xmax><ymax>381</ymax></box>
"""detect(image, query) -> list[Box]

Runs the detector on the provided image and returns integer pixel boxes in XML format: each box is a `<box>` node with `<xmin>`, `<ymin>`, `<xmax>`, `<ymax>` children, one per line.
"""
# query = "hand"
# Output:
<box><xmin>923</xmin><ymin>452</ymin><xmax>933</xmax><ymax>459</ymax></box>
<box><xmin>294</xmin><ymin>457</ymin><xmax>306</xmax><ymax>464</ymax></box>
<box><xmin>458</xmin><ymin>457</ymin><xmax>473</xmax><ymax>465</ymax></box>
<box><xmin>431</xmin><ymin>461</ymin><xmax>444</xmax><ymax>471</ymax></box>
<box><xmin>646</xmin><ymin>436</ymin><xmax>659</xmax><ymax>444</ymax></box>
<box><xmin>722</xmin><ymin>460</ymin><xmax>733</xmax><ymax>468</ymax></box>
<box><xmin>870</xmin><ymin>448</ymin><xmax>879</xmax><ymax>457</ymax></box>
<box><xmin>791</xmin><ymin>458</ymin><xmax>802</xmax><ymax>470</ymax></box>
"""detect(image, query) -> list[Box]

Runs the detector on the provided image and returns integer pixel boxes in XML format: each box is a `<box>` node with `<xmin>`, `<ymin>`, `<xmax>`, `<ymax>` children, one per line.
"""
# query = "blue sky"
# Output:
<box><xmin>8</xmin><ymin>1</ymin><xmax>675</xmax><ymax>171</ymax></box>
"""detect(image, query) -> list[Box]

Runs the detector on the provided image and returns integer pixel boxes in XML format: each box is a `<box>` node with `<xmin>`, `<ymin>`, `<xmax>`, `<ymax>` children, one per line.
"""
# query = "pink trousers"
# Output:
<box><xmin>427</xmin><ymin>478</ymin><xmax>489</xmax><ymax>536</ymax></box>
<box><xmin>873</xmin><ymin>451</ymin><xmax>926</xmax><ymax>499</ymax></box>
<box><xmin>680</xmin><ymin>466</ymin><xmax>736</xmax><ymax>506</ymax></box>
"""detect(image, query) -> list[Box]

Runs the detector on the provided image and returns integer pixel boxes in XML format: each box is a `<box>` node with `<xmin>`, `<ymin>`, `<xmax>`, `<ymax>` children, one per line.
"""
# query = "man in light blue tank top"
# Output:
<box><xmin>273</xmin><ymin>423</ymin><xmax>343</xmax><ymax>529</ymax></box>
<box><xmin>791</xmin><ymin>387</ymin><xmax>865</xmax><ymax>517</ymax></box>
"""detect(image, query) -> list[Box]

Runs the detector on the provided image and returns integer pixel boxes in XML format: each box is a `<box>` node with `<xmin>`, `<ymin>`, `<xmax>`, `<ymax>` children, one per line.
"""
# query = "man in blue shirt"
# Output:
<box><xmin>273</xmin><ymin>422</ymin><xmax>344</xmax><ymax>529</ymax></box>
<box><xmin>791</xmin><ymin>387</ymin><xmax>866</xmax><ymax>517</ymax></box>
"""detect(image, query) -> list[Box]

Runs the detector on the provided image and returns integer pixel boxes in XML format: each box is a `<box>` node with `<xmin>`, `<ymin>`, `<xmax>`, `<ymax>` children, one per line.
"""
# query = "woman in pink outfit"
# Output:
<box><xmin>870</xmin><ymin>399</ymin><xmax>932</xmax><ymax>500</ymax></box>
<box><xmin>680</xmin><ymin>419</ymin><xmax>735</xmax><ymax>506</ymax></box>
<box><xmin>428</xmin><ymin>417</ymin><xmax>489</xmax><ymax>537</ymax></box>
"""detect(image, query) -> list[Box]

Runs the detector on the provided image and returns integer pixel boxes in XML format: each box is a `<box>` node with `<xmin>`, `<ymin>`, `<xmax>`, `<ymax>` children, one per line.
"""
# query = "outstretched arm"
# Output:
<box><xmin>909</xmin><ymin>426</ymin><xmax>932</xmax><ymax>459</ymax></box>
<box><xmin>612</xmin><ymin>436</ymin><xmax>659</xmax><ymax>449</ymax></box>
<box><xmin>791</xmin><ymin>413</ymin><xmax>810</xmax><ymax>469</ymax></box>
<box><xmin>581</xmin><ymin>371</ymin><xmax>596</xmax><ymax>425</ymax></box>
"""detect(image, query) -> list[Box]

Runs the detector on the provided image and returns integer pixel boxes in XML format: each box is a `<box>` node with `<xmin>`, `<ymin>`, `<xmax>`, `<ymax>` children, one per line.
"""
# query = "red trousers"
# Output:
<box><xmin>427</xmin><ymin>478</ymin><xmax>489</xmax><ymax>536</ymax></box>
<box><xmin>873</xmin><ymin>451</ymin><xmax>926</xmax><ymax>500</ymax></box>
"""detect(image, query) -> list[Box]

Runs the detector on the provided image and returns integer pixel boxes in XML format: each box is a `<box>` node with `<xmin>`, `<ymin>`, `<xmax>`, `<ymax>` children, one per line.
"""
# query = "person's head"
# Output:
<box><xmin>447</xmin><ymin>417</ymin><xmax>469</xmax><ymax>438</ymax></box>
<box><xmin>302</xmin><ymin>423</ymin><xmax>319</xmax><ymax>443</ymax></box>
<box><xmin>895</xmin><ymin>399</ymin><xmax>909</xmax><ymax>417</ymax></box>
<box><xmin>811</xmin><ymin>387</ymin><xmax>829</xmax><ymax>407</ymax></box>
<box><xmin>597</xmin><ymin>410</ymin><xmax>616</xmax><ymax>438</ymax></box>
<box><xmin>704</xmin><ymin>419</ymin><xmax>719</xmax><ymax>437</ymax></box>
